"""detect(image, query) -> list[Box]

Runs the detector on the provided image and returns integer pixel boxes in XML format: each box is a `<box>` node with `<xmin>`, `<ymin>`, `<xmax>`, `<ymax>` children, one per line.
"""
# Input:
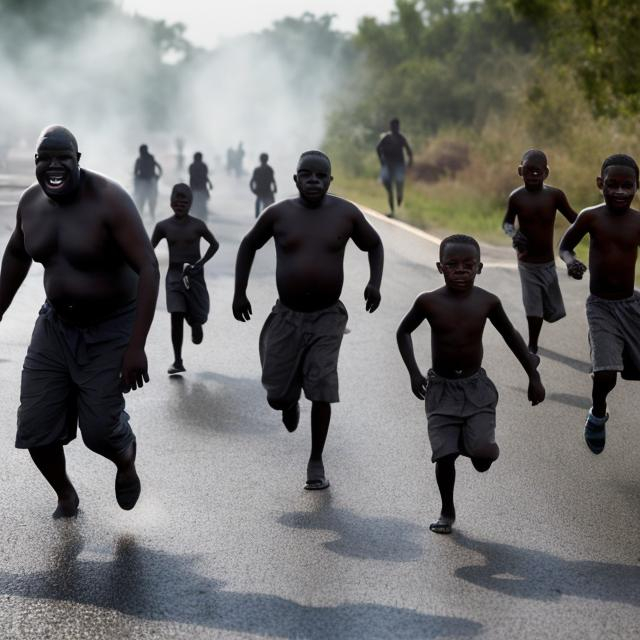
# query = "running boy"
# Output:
<box><xmin>250</xmin><ymin>153</ymin><xmax>277</xmax><ymax>218</ymax></box>
<box><xmin>559</xmin><ymin>154</ymin><xmax>640</xmax><ymax>454</ymax></box>
<box><xmin>152</xmin><ymin>184</ymin><xmax>219</xmax><ymax>374</ymax></box>
<box><xmin>503</xmin><ymin>149</ymin><xmax>579</xmax><ymax>353</ymax></box>
<box><xmin>397</xmin><ymin>235</ymin><xmax>545</xmax><ymax>534</ymax></box>
<box><xmin>233</xmin><ymin>150</ymin><xmax>383</xmax><ymax>490</ymax></box>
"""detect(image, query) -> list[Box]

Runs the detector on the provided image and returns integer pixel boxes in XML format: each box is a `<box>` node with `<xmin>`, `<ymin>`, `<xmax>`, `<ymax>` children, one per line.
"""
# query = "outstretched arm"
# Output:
<box><xmin>109</xmin><ymin>192</ymin><xmax>160</xmax><ymax>392</ymax></box>
<box><xmin>488</xmin><ymin>300</ymin><xmax>545</xmax><ymax>405</ymax></box>
<box><xmin>396</xmin><ymin>298</ymin><xmax>428</xmax><ymax>399</ymax></box>
<box><xmin>559</xmin><ymin>211</ymin><xmax>590</xmax><ymax>279</ymax></box>
<box><xmin>0</xmin><ymin>208</ymin><xmax>32</xmax><ymax>320</ymax></box>
<box><xmin>351</xmin><ymin>208</ymin><xmax>383</xmax><ymax>312</ymax></box>
<box><xmin>233</xmin><ymin>209</ymin><xmax>275</xmax><ymax>321</ymax></box>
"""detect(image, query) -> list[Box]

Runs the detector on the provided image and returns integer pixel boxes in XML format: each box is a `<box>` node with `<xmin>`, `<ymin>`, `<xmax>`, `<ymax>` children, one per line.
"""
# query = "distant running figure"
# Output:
<box><xmin>152</xmin><ymin>184</ymin><xmax>219</xmax><ymax>375</ymax></box>
<box><xmin>233</xmin><ymin>150</ymin><xmax>383</xmax><ymax>490</ymax></box>
<box><xmin>502</xmin><ymin>149</ymin><xmax>578</xmax><ymax>353</ymax></box>
<box><xmin>560</xmin><ymin>154</ymin><xmax>640</xmax><ymax>455</ymax></box>
<box><xmin>189</xmin><ymin>152</ymin><xmax>213</xmax><ymax>220</ymax></box>
<box><xmin>250</xmin><ymin>153</ymin><xmax>277</xmax><ymax>218</ymax></box>
<box><xmin>397</xmin><ymin>234</ymin><xmax>544</xmax><ymax>534</ymax></box>
<box><xmin>133</xmin><ymin>144</ymin><xmax>162</xmax><ymax>219</ymax></box>
<box><xmin>376</xmin><ymin>118</ymin><xmax>413</xmax><ymax>217</ymax></box>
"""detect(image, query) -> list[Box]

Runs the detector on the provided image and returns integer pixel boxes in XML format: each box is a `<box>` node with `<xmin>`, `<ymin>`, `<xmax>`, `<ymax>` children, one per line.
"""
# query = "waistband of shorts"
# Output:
<box><xmin>517</xmin><ymin>260</ymin><xmax>556</xmax><ymax>270</ymax></box>
<box><xmin>427</xmin><ymin>368</ymin><xmax>488</xmax><ymax>383</ymax></box>
<box><xmin>273</xmin><ymin>299</ymin><xmax>346</xmax><ymax>316</ymax></box>
<box><xmin>587</xmin><ymin>291</ymin><xmax>639</xmax><ymax>305</ymax></box>
<box><xmin>43</xmin><ymin>299</ymin><xmax>137</xmax><ymax>327</ymax></box>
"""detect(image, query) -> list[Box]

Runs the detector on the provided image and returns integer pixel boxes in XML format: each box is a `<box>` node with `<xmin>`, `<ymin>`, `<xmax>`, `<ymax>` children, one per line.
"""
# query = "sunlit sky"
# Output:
<box><xmin>121</xmin><ymin>0</ymin><xmax>397</xmax><ymax>48</ymax></box>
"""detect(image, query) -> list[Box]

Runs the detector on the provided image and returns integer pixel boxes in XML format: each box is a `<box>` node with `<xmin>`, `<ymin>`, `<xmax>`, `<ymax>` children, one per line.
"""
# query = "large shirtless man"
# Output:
<box><xmin>233</xmin><ymin>150</ymin><xmax>384</xmax><ymax>490</ymax></box>
<box><xmin>0</xmin><ymin>125</ymin><xmax>159</xmax><ymax>518</ymax></box>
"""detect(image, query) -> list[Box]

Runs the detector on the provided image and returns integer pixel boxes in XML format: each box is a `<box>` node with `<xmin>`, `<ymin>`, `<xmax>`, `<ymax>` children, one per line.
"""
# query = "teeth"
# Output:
<box><xmin>48</xmin><ymin>176</ymin><xmax>63</xmax><ymax>186</ymax></box>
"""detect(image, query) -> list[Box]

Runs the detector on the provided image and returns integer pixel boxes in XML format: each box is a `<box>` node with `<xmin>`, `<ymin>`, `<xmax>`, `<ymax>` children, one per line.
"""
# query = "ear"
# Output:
<box><xmin>329</xmin><ymin>175</ymin><xmax>334</xmax><ymax>183</ymax></box>
<box><xmin>34</xmin><ymin>153</ymin><xmax>38</xmax><ymax>165</ymax></box>
<box><xmin>544</xmin><ymin>166</ymin><xmax>549</xmax><ymax>178</ymax></box>
<box><xmin>596</xmin><ymin>175</ymin><xmax>604</xmax><ymax>190</ymax></box>
<box><xmin>477</xmin><ymin>262</ymin><xmax>484</xmax><ymax>274</ymax></box>
<box><xmin>436</xmin><ymin>261</ymin><xmax>443</xmax><ymax>274</ymax></box>
<box><xmin>77</xmin><ymin>152</ymin><xmax>81</xmax><ymax>162</ymax></box>
<box><xmin>517</xmin><ymin>165</ymin><xmax>523</xmax><ymax>176</ymax></box>
<box><xmin>293</xmin><ymin>174</ymin><xmax>299</xmax><ymax>186</ymax></box>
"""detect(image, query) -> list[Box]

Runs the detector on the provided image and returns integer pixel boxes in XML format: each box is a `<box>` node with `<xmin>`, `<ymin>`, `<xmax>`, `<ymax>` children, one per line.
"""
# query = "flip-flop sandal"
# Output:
<box><xmin>429</xmin><ymin>519</ymin><xmax>454</xmax><ymax>534</ymax></box>
<box><xmin>305</xmin><ymin>460</ymin><xmax>330</xmax><ymax>490</ymax></box>
<box><xmin>584</xmin><ymin>412</ymin><xmax>608</xmax><ymax>455</ymax></box>
<box><xmin>168</xmin><ymin>362</ymin><xmax>186</xmax><ymax>375</ymax></box>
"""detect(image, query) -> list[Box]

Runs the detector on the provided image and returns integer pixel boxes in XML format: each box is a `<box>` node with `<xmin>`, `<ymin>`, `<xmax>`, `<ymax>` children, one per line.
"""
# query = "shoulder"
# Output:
<box><xmin>508</xmin><ymin>186</ymin><xmax>525</xmax><ymax>201</ymax></box>
<box><xmin>473</xmin><ymin>286</ymin><xmax>501</xmax><ymax>308</ymax></box>
<box><xmin>545</xmin><ymin>185</ymin><xmax>566</xmax><ymax>199</ymax></box>
<box><xmin>577</xmin><ymin>204</ymin><xmax>601</xmax><ymax>222</ymax></box>
<box><xmin>18</xmin><ymin>182</ymin><xmax>44</xmax><ymax>208</ymax></box>
<box><xmin>324</xmin><ymin>194</ymin><xmax>361</xmax><ymax>217</ymax></box>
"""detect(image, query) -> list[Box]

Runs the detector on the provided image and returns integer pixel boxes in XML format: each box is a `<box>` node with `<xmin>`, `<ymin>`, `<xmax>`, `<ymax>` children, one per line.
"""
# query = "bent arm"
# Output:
<box><xmin>155</xmin><ymin>161</ymin><xmax>163</xmax><ymax>178</ymax></box>
<box><xmin>559</xmin><ymin>211</ymin><xmax>590</xmax><ymax>266</ymax></box>
<box><xmin>396</xmin><ymin>302</ymin><xmax>425</xmax><ymax>379</ymax></box>
<box><xmin>489</xmin><ymin>301</ymin><xmax>537</xmax><ymax>375</ymax></box>
<box><xmin>196</xmin><ymin>226</ymin><xmax>219</xmax><ymax>266</ymax></box>
<box><xmin>502</xmin><ymin>195</ymin><xmax>517</xmax><ymax>236</ymax></box>
<box><xmin>150</xmin><ymin>223</ymin><xmax>164</xmax><ymax>249</ymax></box>
<box><xmin>556</xmin><ymin>190</ymin><xmax>578</xmax><ymax>224</ymax></box>
<box><xmin>351</xmin><ymin>209</ymin><xmax>383</xmax><ymax>289</ymax></box>
<box><xmin>404</xmin><ymin>138</ymin><xmax>413</xmax><ymax>167</ymax></box>
<box><xmin>0</xmin><ymin>211</ymin><xmax>32</xmax><ymax>319</ymax></box>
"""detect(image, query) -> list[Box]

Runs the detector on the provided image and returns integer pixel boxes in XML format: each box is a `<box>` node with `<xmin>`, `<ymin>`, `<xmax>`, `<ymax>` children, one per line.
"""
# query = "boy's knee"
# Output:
<box><xmin>593</xmin><ymin>370</ymin><xmax>617</xmax><ymax>389</ymax></box>
<box><xmin>267</xmin><ymin>397</ymin><xmax>296</xmax><ymax>411</ymax></box>
<box><xmin>471</xmin><ymin>457</ymin><xmax>493</xmax><ymax>473</ymax></box>
<box><xmin>467</xmin><ymin>442</ymin><xmax>499</xmax><ymax>464</ymax></box>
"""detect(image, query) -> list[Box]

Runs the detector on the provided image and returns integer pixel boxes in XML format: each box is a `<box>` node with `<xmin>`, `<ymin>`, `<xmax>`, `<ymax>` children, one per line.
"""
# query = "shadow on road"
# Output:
<box><xmin>452</xmin><ymin>533</ymin><xmax>640</xmax><ymax>606</ymax></box>
<box><xmin>279</xmin><ymin>504</ymin><xmax>425</xmax><ymax>562</ymax></box>
<box><xmin>538</xmin><ymin>347</ymin><xmax>590</xmax><ymax>374</ymax></box>
<box><xmin>547</xmin><ymin>392</ymin><xmax>590</xmax><ymax>410</ymax></box>
<box><xmin>2</xmin><ymin>531</ymin><xmax>482</xmax><ymax>639</ymax></box>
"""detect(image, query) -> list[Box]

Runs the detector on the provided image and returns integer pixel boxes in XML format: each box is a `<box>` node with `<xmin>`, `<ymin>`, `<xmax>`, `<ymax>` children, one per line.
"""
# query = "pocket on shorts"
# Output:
<box><xmin>465</xmin><ymin>376</ymin><xmax>499</xmax><ymax>409</ymax></box>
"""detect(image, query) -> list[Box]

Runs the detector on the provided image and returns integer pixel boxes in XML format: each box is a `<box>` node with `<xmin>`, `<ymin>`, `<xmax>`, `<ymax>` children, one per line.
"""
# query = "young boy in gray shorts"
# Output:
<box><xmin>397</xmin><ymin>235</ymin><xmax>545</xmax><ymax>534</ymax></box>
<box><xmin>560</xmin><ymin>154</ymin><xmax>640</xmax><ymax>454</ymax></box>
<box><xmin>502</xmin><ymin>149</ymin><xmax>578</xmax><ymax>353</ymax></box>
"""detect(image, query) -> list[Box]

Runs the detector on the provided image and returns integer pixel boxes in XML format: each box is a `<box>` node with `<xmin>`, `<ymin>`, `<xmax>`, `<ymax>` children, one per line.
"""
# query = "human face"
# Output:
<box><xmin>437</xmin><ymin>243</ymin><xmax>482</xmax><ymax>292</ymax></box>
<box><xmin>518</xmin><ymin>157</ymin><xmax>548</xmax><ymax>191</ymax></box>
<box><xmin>35</xmin><ymin>137</ymin><xmax>81</xmax><ymax>201</ymax></box>
<box><xmin>294</xmin><ymin>155</ymin><xmax>332</xmax><ymax>206</ymax></box>
<box><xmin>171</xmin><ymin>190</ymin><xmax>192</xmax><ymax>217</ymax></box>
<box><xmin>597</xmin><ymin>165</ymin><xmax>638</xmax><ymax>213</ymax></box>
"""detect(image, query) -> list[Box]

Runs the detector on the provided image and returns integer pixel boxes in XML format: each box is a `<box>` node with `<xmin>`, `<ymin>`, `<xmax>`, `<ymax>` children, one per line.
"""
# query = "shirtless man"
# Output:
<box><xmin>134</xmin><ymin>144</ymin><xmax>163</xmax><ymax>219</ymax></box>
<box><xmin>233</xmin><ymin>150</ymin><xmax>383</xmax><ymax>489</ymax></box>
<box><xmin>188</xmin><ymin>152</ymin><xmax>213</xmax><ymax>220</ymax></box>
<box><xmin>376</xmin><ymin>118</ymin><xmax>413</xmax><ymax>217</ymax></box>
<box><xmin>0</xmin><ymin>125</ymin><xmax>159</xmax><ymax>517</ymax></box>
<box><xmin>560</xmin><ymin>154</ymin><xmax>640</xmax><ymax>454</ymax></box>
<box><xmin>503</xmin><ymin>149</ymin><xmax>579</xmax><ymax>353</ymax></box>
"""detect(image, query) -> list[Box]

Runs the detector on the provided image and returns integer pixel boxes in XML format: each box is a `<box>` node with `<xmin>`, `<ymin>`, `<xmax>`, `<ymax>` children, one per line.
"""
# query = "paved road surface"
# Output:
<box><xmin>0</xmin><ymin>169</ymin><xmax>638</xmax><ymax>639</ymax></box>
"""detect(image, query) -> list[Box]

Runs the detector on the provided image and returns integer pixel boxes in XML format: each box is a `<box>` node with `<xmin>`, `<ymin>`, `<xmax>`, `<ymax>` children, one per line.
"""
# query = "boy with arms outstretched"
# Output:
<box><xmin>397</xmin><ymin>235</ymin><xmax>545</xmax><ymax>534</ymax></box>
<box><xmin>152</xmin><ymin>184</ymin><xmax>219</xmax><ymax>374</ymax></box>
<box><xmin>233</xmin><ymin>150</ymin><xmax>383</xmax><ymax>490</ymax></box>
<box><xmin>503</xmin><ymin>149</ymin><xmax>579</xmax><ymax>353</ymax></box>
<box><xmin>559</xmin><ymin>154</ymin><xmax>640</xmax><ymax>454</ymax></box>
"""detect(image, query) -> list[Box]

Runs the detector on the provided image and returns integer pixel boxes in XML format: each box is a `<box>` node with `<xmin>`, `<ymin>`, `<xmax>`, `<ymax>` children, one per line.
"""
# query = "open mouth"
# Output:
<box><xmin>46</xmin><ymin>173</ymin><xmax>66</xmax><ymax>189</ymax></box>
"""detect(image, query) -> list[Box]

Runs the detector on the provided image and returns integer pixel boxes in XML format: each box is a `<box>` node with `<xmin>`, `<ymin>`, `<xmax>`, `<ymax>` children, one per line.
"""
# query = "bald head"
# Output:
<box><xmin>36</xmin><ymin>125</ymin><xmax>80</xmax><ymax>157</ymax></box>
<box><xmin>521</xmin><ymin>148</ymin><xmax>547</xmax><ymax>166</ymax></box>
<box><xmin>297</xmin><ymin>150</ymin><xmax>331</xmax><ymax>173</ymax></box>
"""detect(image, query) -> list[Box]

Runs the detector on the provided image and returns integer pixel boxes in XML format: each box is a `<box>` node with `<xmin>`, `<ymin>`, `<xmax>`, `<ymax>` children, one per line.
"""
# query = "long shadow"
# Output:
<box><xmin>279</xmin><ymin>504</ymin><xmax>425</xmax><ymax>562</ymax></box>
<box><xmin>538</xmin><ymin>347</ymin><xmax>591</xmax><ymax>374</ymax></box>
<box><xmin>453</xmin><ymin>533</ymin><xmax>640</xmax><ymax>606</ymax></box>
<box><xmin>2</xmin><ymin>534</ymin><xmax>482</xmax><ymax>639</ymax></box>
<box><xmin>167</xmin><ymin>372</ymin><xmax>272</xmax><ymax>436</ymax></box>
<box><xmin>547</xmin><ymin>392</ymin><xmax>590</xmax><ymax>410</ymax></box>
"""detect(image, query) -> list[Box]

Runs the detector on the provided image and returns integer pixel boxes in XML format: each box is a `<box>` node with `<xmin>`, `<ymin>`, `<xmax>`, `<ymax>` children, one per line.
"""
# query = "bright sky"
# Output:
<box><xmin>121</xmin><ymin>0</ymin><xmax>397</xmax><ymax>48</ymax></box>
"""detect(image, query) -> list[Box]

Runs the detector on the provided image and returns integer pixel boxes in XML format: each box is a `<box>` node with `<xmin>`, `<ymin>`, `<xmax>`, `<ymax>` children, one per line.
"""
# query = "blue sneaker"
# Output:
<box><xmin>584</xmin><ymin>409</ymin><xmax>608</xmax><ymax>454</ymax></box>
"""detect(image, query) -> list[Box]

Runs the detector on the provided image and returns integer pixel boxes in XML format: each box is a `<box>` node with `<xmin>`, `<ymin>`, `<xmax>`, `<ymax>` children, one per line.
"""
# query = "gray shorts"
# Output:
<box><xmin>166</xmin><ymin>266</ymin><xmax>209</xmax><ymax>325</ymax></box>
<box><xmin>517</xmin><ymin>260</ymin><xmax>566</xmax><ymax>322</ymax></box>
<box><xmin>587</xmin><ymin>292</ymin><xmax>640</xmax><ymax>378</ymax></box>
<box><xmin>259</xmin><ymin>300</ymin><xmax>348</xmax><ymax>405</ymax></box>
<box><xmin>380</xmin><ymin>163</ymin><xmax>405</xmax><ymax>186</ymax></box>
<box><xmin>425</xmin><ymin>369</ymin><xmax>500</xmax><ymax>463</ymax></box>
<box><xmin>16</xmin><ymin>302</ymin><xmax>136</xmax><ymax>456</ymax></box>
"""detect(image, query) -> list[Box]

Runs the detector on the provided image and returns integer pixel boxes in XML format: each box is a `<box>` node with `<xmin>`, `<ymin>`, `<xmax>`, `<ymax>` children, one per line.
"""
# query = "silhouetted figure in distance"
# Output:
<box><xmin>152</xmin><ymin>183</ymin><xmax>219</xmax><ymax>374</ymax></box>
<box><xmin>134</xmin><ymin>143</ymin><xmax>162</xmax><ymax>219</ymax></box>
<box><xmin>250</xmin><ymin>152</ymin><xmax>277</xmax><ymax>217</ymax></box>
<box><xmin>502</xmin><ymin>149</ymin><xmax>578</xmax><ymax>353</ymax></box>
<box><xmin>233</xmin><ymin>150</ymin><xmax>383</xmax><ymax>490</ymax></box>
<box><xmin>189</xmin><ymin>152</ymin><xmax>213</xmax><ymax>220</ymax></box>
<box><xmin>377</xmin><ymin>118</ymin><xmax>413</xmax><ymax>217</ymax></box>
<box><xmin>397</xmin><ymin>235</ymin><xmax>544</xmax><ymax>534</ymax></box>
<box><xmin>0</xmin><ymin>125</ymin><xmax>159</xmax><ymax>518</ymax></box>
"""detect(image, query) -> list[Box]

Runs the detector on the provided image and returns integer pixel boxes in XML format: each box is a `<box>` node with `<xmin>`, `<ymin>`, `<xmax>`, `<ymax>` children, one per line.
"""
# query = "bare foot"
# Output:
<box><xmin>53</xmin><ymin>488</ymin><xmax>79</xmax><ymax>519</ymax></box>
<box><xmin>115</xmin><ymin>442</ymin><xmax>141</xmax><ymax>511</ymax></box>
<box><xmin>305</xmin><ymin>459</ymin><xmax>330</xmax><ymax>490</ymax></box>
<box><xmin>429</xmin><ymin>508</ymin><xmax>455</xmax><ymax>534</ymax></box>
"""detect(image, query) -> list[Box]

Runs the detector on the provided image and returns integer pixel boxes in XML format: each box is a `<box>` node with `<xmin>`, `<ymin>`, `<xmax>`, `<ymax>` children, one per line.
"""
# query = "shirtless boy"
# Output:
<box><xmin>376</xmin><ymin>118</ymin><xmax>413</xmax><ymax>217</ymax></box>
<box><xmin>152</xmin><ymin>184</ymin><xmax>219</xmax><ymax>374</ymax></box>
<box><xmin>134</xmin><ymin>144</ymin><xmax>163</xmax><ymax>219</ymax></box>
<box><xmin>397</xmin><ymin>235</ymin><xmax>545</xmax><ymax>534</ymax></box>
<box><xmin>250</xmin><ymin>153</ymin><xmax>277</xmax><ymax>218</ymax></box>
<box><xmin>0</xmin><ymin>125</ymin><xmax>159</xmax><ymax>517</ymax></box>
<box><xmin>559</xmin><ymin>154</ymin><xmax>640</xmax><ymax>454</ymax></box>
<box><xmin>503</xmin><ymin>149</ymin><xmax>579</xmax><ymax>353</ymax></box>
<box><xmin>233</xmin><ymin>150</ymin><xmax>383</xmax><ymax>489</ymax></box>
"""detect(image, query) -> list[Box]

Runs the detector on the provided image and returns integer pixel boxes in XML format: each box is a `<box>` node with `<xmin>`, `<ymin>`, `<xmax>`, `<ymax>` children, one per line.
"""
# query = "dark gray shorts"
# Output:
<box><xmin>587</xmin><ymin>292</ymin><xmax>640</xmax><ymax>377</ymax></box>
<box><xmin>380</xmin><ymin>163</ymin><xmax>405</xmax><ymax>185</ymax></box>
<box><xmin>166</xmin><ymin>267</ymin><xmax>209</xmax><ymax>325</ymax></box>
<box><xmin>16</xmin><ymin>302</ymin><xmax>136</xmax><ymax>456</ymax></box>
<box><xmin>517</xmin><ymin>260</ymin><xmax>566</xmax><ymax>322</ymax></box>
<box><xmin>259</xmin><ymin>300</ymin><xmax>348</xmax><ymax>405</ymax></box>
<box><xmin>425</xmin><ymin>369</ymin><xmax>500</xmax><ymax>463</ymax></box>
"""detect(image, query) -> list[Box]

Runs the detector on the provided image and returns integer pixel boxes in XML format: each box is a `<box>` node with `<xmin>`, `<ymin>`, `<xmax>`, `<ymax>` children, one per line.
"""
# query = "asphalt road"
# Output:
<box><xmin>0</xmin><ymin>167</ymin><xmax>638</xmax><ymax>639</ymax></box>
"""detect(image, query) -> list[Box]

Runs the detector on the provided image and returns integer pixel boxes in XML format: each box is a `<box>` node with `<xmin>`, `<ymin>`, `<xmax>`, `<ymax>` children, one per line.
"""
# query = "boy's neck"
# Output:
<box><xmin>444</xmin><ymin>284</ymin><xmax>475</xmax><ymax>297</ymax></box>
<box><xmin>524</xmin><ymin>183</ymin><xmax>544</xmax><ymax>193</ymax></box>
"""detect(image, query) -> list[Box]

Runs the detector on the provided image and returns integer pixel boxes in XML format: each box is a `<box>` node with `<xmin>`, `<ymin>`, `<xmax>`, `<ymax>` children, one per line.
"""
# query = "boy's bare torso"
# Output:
<box><xmin>156</xmin><ymin>217</ymin><xmax>204</xmax><ymax>266</ymax></box>
<box><xmin>18</xmin><ymin>170</ymin><xmax>138</xmax><ymax>323</ymax></box>
<box><xmin>418</xmin><ymin>286</ymin><xmax>498</xmax><ymax>377</ymax></box>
